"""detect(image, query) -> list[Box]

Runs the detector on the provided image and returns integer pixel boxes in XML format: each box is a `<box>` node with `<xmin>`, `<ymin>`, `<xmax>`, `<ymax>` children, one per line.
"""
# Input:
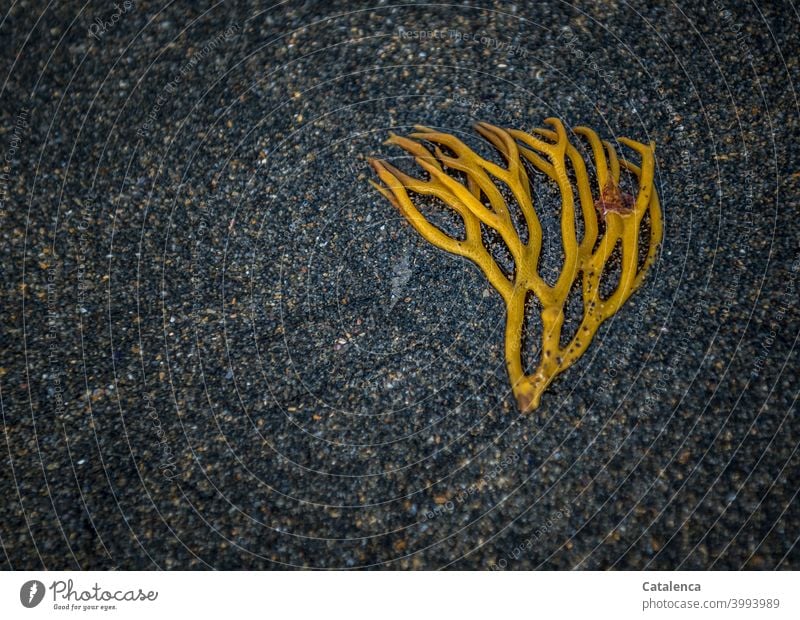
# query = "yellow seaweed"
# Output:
<box><xmin>368</xmin><ymin>118</ymin><xmax>662</xmax><ymax>412</ymax></box>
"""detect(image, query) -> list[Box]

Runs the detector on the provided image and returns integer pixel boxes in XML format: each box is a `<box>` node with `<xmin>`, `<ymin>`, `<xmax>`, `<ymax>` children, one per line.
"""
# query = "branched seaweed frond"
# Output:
<box><xmin>368</xmin><ymin>119</ymin><xmax>662</xmax><ymax>412</ymax></box>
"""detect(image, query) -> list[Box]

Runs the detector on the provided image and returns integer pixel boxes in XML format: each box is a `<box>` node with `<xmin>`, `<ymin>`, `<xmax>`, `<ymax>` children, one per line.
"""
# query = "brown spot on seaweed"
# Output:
<box><xmin>594</xmin><ymin>180</ymin><xmax>635</xmax><ymax>219</ymax></box>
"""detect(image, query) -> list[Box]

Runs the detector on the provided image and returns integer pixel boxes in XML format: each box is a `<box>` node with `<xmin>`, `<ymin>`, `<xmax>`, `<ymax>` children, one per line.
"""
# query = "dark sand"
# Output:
<box><xmin>0</xmin><ymin>0</ymin><xmax>797</xmax><ymax>569</ymax></box>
